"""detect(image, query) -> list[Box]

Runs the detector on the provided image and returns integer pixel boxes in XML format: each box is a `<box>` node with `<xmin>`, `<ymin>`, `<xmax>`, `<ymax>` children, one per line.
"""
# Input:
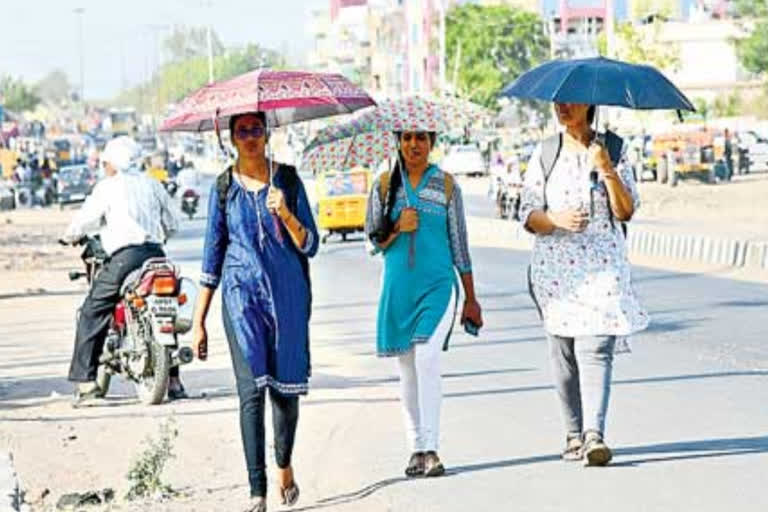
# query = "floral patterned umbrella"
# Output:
<box><xmin>301</xmin><ymin>97</ymin><xmax>451</xmax><ymax>175</ymax></box>
<box><xmin>159</xmin><ymin>69</ymin><xmax>376</xmax><ymax>132</ymax></box>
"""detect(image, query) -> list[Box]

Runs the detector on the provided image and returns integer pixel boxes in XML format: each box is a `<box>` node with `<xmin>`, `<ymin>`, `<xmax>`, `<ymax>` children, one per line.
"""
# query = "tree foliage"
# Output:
<box><xmin>35</xmin><ymin>69</ymin><xmax>73</xmax><ymax>103</ymax></box>
<box><xmin>164</xmin><ymin>25</ymin><xmax>225</xmax><ymax>63</ymax></box>
<box><xmin>0</xmin><ymin>75</ymin><xmax>41</xmax><ymax>112</ymax></box>
<box><xmin>598</xmin><ymin>20</ymin><xmax>680</xmax><ymax>71</ymax></box>
<box><xmin>113</xmin><ymin>26</ymin><xmax>286</xmax><ymax>116</ymax></box>
<box><xmin>445</xmin><ymin>4</ymin><xmax>549</xmax><ymax>109</ymax></box>
<box><xmin>734</xmin><ymin>0</ymin><xmax>768</xmax><ymax>78</ymax></box>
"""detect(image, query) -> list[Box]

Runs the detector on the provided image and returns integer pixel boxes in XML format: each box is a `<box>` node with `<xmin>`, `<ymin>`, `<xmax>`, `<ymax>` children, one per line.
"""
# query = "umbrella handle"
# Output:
<box><xmin>213</xmin><ymin>108</ymin><xmax>233</xmax><ymax>158</ymax></box>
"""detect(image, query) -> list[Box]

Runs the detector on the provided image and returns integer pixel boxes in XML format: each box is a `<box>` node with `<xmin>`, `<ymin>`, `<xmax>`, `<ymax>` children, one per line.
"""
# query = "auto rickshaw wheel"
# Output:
<box><xmin>342</xmin><ymin>232</ymin><xmax>348</xmax><ymax>242</ymax></box>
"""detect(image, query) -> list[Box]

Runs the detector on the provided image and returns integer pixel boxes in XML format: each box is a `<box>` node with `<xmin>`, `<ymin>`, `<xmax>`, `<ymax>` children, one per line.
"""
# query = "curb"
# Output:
<box><xmin>468</xmin><ymin>216</ymin><xmax>768</xmax><ymax>270</ymax></box>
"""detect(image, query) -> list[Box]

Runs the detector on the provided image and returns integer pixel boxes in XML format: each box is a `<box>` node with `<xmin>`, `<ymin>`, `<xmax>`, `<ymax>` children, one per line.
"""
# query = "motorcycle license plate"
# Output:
<box><xmin>148</xmin><ymin>296</ymin><xmax>178</xmax><ymax>316</ymax></box>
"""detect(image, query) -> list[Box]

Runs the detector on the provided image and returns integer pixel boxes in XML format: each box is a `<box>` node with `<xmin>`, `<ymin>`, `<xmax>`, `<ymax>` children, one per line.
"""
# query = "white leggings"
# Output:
<box><xmin>396</xmin><ymin>292</ymin><xmax>455</xmax><ymax>453</ymax></box>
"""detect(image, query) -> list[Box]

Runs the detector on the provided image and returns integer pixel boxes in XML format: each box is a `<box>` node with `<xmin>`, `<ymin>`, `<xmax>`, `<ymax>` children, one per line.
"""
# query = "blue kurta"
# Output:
<box><xmin>365</xmin><ymin>165</ymin><xmax>472</xmax><ymax>357</ymax></box>
<box><xmin>200</xmin><ymin>167</ymin><xmax>319</xmax><ymax>395</ymax></box>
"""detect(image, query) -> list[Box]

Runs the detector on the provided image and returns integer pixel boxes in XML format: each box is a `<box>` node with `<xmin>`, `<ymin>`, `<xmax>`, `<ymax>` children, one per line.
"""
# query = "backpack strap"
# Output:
<box><xmin>539</xmin><ymin>133</ymin><xmax>563</xmax><ymax>211</ymax></box>
<box><xmin>603</xmin><ymin>130</ymin><xmax>628</xmax><ymax>237</ymax></box>
<box><xmin>216</xmin><ymin>165</ymin><xmax>233</xmax><ymax>211</ymax></box>
<box><xmin>443</xmin><ymin>172</ymin><xmax>455</xmax><ymax>205</ymax></box>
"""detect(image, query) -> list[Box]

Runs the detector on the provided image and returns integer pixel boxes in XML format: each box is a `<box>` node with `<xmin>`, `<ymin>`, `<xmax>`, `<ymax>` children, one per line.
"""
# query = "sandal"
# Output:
<box><xmin>582</xmin><ymin>431</ymin><xmax>612</xmax><ymax>467</ymax></box>
<box><xmin>280</xmin><ymin>482</ymin><xmax>300</xmax><ymax>507</ymax></box>
<box><xmin>405</xmin><ymin>451</ymin><xmax>425</xmax><ymax>478</ymax></box>
<box><xmin>423</xmin><ymin>451</ymin><xmax>445</xmax><ymax>477</ymax></box>
<box><xmin>562</xmin><ymin>432</ymin><xmax>584</xmax><ymax>462</ymax></box>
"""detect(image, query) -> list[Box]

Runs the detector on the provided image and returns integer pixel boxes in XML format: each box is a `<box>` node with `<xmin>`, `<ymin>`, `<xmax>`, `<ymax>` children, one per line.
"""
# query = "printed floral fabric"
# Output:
<box><xmin>519</xmin><ymin>138</ymin><xmax>650</xmax><ymax>338</ymax></box>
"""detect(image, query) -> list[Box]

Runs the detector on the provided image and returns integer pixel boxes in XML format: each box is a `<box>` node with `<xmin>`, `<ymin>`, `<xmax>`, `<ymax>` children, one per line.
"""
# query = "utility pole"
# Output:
<box><xmin>74</xmin><ymin>7</ymin><xmax>85</xmax><ymax>103</ymax></box>
<box><xmin>207</xmin><ymin>24</ymin><xmax>214</xmax><ymax>84</ymax></box>
<box><xmin>605</xmin><ymin>0</ymin><xmax>615</xmax><ymax>58</ymax></box>
<box><xmin>437</xmin><ymin>0</ymin><xmax>447</xmax><ymax>97</ymax></box>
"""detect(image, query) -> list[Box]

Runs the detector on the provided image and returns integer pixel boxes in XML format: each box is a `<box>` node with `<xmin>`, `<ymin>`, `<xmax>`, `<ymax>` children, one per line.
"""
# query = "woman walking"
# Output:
<box><xmin>519</xmin><ymin>103</ymin><xmax>649</xmax><ymax>466</ymax></box>
<box><xmin>366</xmin><ymin>131</ymin><xmax>483</xmax><ymax>477</ymax></box>
<box><xmin>193</xmin><ymin>112</ymin><xmax>318</xmax><ymax>511</ymax></box>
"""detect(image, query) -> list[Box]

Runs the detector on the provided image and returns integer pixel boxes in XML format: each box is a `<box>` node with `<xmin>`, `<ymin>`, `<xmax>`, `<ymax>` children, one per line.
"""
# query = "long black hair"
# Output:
<box><xmin>374</xmin><ymin>131</ymin><xmax>437</xmax><ymax>242</ymax></box>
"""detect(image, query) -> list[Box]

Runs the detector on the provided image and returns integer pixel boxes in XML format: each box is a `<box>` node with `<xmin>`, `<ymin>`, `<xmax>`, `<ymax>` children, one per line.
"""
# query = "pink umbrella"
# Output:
<box><xmin>159</xmin><ymin>69</ymin><xmax>375</xmax><ymax>132</ymax></box>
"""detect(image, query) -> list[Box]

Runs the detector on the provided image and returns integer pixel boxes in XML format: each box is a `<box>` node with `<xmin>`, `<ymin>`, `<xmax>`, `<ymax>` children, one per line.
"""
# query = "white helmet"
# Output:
<box><xmin>100</xmin><ymin>136</ymin><xmax>140</xmax><ymax>172</ymax></box>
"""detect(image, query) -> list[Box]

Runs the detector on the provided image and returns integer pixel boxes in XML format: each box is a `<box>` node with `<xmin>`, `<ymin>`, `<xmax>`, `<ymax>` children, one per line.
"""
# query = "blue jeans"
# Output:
<box><xmin>223</xmin><ymin>302</ymin><xmax>299</xmax><ymax>498</ymax></box>
<box><xmin>547</xmin><ymin>335</ymin><xmax>616</xmax><ymax>437</ymax></box>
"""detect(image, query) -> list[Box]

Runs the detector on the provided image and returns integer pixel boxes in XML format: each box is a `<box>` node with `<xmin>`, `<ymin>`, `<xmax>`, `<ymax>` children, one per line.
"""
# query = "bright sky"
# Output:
<box><xmin>0</xmin><ymin>0</ymin><xmax>326</xmax><ymax>100</ymax></box>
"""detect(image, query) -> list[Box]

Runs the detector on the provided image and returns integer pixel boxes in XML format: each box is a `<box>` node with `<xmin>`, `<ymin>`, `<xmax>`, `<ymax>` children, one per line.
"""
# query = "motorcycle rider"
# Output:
<box><xmin>61</xmin><ymin>136</ymin><xmax>185</xmax><ymax>405</ymax></box>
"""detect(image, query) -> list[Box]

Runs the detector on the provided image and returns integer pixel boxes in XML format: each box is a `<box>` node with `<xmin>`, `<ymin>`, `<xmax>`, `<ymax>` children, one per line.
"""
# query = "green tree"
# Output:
<box><xmin>734</xmin><ymin>0</ymin><xmax>768</xmax><ymax>78</ymax></box>
<box><xmin>446</xmin><ymin>4</ymin><xmax>549</xmax><ymax>109</ymax></box>
<box><xmin>0</xmin><ymin>75</ymin><xmax>41</xmax><ymax>112</ymax></box>
<box><xmin>113</xmin><ymin>43</ymin><xmax>286</xmax><ymax>116</ymax></box>
<box><xmin>35</xmin><ymin>69</ymin><xmax>72</xmax><ymax>103</ymax></box>
<box><xmin>598</xmin><ymin>20</ymin><xmax>680</xmax><ymax>71</ymax></box>
<box><xmin>164</xmin><ymin>25</ymin><xmax>225</xmax><ymax>62</ymax></box>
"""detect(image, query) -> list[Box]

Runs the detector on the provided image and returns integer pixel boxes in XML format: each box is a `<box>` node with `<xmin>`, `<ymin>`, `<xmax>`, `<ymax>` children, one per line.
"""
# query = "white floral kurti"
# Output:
<box><xmin>519</xmin><ymin>137</ymin><xmax>650</xmax><ymax>338</ymax></box>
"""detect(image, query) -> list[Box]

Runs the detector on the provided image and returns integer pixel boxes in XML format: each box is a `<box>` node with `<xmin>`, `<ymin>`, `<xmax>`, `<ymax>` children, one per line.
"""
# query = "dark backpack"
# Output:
<box><xmin>215</xmin><ymin>163</ymin><xmax>313</xmax><ymax>317</ymax></box>
<box><xmin>539</xmin><ymin>130</ymin><xmax>627</xmax><ymax>237</ymax></box>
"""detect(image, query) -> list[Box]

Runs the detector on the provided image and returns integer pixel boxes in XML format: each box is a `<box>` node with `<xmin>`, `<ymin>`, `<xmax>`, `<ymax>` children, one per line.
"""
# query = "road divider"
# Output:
<box><xmin>466</xmin><ymin>216</ymin><xmax>768</xmax><ymax>270</ymax></box>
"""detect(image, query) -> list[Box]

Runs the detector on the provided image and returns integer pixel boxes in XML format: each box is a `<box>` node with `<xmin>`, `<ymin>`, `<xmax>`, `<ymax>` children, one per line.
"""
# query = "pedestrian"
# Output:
<box><xmin>192</xmin><ymin>112</ymin><xmax>318</xmax><ymax>512</ymax></box>
<box><xmin>365</xmin><ymin>131</ymin><xmax>483</xmax><ymax>478</ymax></box>
<box><xmin>724</xmin><ymin>128</ymin><xmax>734</xmax><ymax>180</ymax></box>
<box><xmin>518</xmin><ymin>103</ymin><xmax>650</xmax><ymax>466</ymax></box>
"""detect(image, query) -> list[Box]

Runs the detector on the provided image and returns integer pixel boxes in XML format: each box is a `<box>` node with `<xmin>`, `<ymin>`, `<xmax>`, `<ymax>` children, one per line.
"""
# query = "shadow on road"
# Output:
<box><xmin>289</xmin><ymin>435</ymin><xmax>768</xmax><ymax>510</ymax></box>
<box><xmin>613</xmin><ymin>435</ymin><xmax>768</xmax><ymax>466</ymax></box>
<box><xmin>0</xmin><ymin>289</ymin><xmax>83</xmax><ymax>301</ymax></box>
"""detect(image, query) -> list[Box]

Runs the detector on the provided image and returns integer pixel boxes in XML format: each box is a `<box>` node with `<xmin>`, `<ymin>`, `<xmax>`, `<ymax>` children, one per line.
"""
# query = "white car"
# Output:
<box><xmin>738</xmin><ymin>131</ymin><xmax>768</xmax><ymax>172</ymax></box>
<box><xmin>441</xmin><ymin>145</ymin><xmax>487</xmax><ymax>177</ymax></box>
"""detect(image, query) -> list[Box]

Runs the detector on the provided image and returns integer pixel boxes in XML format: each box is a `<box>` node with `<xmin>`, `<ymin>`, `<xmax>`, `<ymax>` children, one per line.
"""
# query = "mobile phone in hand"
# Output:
<box><xmin>464</xmin><ymin>319</ymin><xmax>480</xmax><ymax>337</ymax></box>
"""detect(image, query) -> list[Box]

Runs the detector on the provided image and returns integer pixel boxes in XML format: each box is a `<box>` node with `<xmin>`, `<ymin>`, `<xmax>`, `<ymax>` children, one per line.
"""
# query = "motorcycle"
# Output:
<box><xmin>63</xmin><ymin>236</ymin><xmax>197</xmax><ymax>405</ymax></box>
<box><xmin>495</xmin><ymin>178</ymin><xmax>522</xmax><ymax>221</ymax></box>
<box><xmin>180</xmin><ymin>189</ymin><xmax>200</xmax><ymax>220</ymax></box>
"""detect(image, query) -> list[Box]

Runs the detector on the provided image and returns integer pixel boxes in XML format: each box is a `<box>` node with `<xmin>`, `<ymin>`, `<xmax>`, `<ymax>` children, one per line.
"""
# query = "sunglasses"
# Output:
<box><xmin>234</xmin><ymin>126</ymin><xmax>266</xmax><ymax>140</ymax></box>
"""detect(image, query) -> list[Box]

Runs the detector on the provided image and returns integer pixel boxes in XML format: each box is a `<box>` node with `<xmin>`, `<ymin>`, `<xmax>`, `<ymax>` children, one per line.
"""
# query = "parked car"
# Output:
<box><xmin>56</xmin><ymin>164</ymin><xmax>96</xmax><ymax>208</ymax></box>
<box><xmin>738</xmin><ymin>131</ymin><xmax>768</xmax><ymax>173</ymax></box>
<box><xmin>441</xmin><ymin>144</ymin><xmax>487</xmax><ymax>177</ymax></box>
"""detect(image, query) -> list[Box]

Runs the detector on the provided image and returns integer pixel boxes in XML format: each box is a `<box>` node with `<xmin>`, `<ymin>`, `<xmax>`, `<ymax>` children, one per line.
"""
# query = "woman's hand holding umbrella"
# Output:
<box><xmin>398</xmin><ymin>208</ymin><xmax>419</xmax><ymax>232</ymax></box>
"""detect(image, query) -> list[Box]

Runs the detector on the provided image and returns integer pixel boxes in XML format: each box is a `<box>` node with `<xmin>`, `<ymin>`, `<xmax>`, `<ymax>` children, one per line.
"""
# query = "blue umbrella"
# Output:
<box><xmin>500</xmin><ymin>57</ymin><xmax>695</xmax><ymax>112</ymax></box>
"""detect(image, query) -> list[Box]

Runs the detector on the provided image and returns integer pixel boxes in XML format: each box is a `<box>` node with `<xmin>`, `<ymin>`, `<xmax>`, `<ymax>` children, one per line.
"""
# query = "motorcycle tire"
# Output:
<box><xmin>135</xmin><ymin>342</ymin><xmax>171</xmax><ymax>405</ymax></box>
<box><xmin>187</xmin><ymin>211</ymin><xmax>194</xmax><ymax>220</ymax></box>
<box><xmin>95</xmin><ymin>365</ymin><xmax>111</xmax><ymax>398</ymax></box>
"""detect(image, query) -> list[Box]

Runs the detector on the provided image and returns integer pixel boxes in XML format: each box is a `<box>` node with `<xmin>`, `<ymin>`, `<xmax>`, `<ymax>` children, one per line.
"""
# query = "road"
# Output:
<box><xmin>1</xmin><ymin>179</ymin><xmax>767</xmax><ymax>511</ymax></box>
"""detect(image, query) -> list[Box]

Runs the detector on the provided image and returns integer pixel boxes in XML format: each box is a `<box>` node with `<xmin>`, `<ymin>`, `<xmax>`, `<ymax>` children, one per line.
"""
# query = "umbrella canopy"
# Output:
<box><xmin>159</xmin><ymin>69</ymin><xmax>376</xmax><ymax>132</ymax></box>
<box><xmin>302</xmin><ymin>96</ymin><xmax>451</xmax><ymax>175</ymax></box>
<box><xmin>500</xmin><ymin>57</ymin><xmax>695</xmax><ymax>112</ymax></box>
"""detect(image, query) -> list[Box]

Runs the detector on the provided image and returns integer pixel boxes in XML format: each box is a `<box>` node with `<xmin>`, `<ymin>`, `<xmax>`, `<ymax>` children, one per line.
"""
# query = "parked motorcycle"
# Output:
<box><xmin>495</xmin><ymin>178</ymin><xmax>522</xmax><ymax>221</ymax></box>
<box><xmin>180</xmin><ymin>189</ymin><xmax>200</xmax><ymax>220</ymax></box>
<box><xmin>62</xmin><ymin>236</ymin><xmax>197</xmax><ymax>405</ymax></box>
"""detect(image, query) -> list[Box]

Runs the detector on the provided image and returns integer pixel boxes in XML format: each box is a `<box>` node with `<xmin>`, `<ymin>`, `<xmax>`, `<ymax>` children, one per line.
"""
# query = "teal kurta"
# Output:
<box><xmin>365</xmin><ymin>165</ymin><xmax>472</xmax><ymax>356</ymax></box>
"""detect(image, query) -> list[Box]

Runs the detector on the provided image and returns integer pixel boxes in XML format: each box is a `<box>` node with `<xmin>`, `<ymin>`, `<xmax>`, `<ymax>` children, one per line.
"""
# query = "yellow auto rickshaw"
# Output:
<box><xmin>315</xmin><ymin>167</ymin><xmax>371</xmax><ymax>243</ymax></box>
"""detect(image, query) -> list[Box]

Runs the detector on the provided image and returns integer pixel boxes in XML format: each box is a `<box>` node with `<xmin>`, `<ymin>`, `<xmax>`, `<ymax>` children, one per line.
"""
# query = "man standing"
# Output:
<box><xmin>61</xmin><ymin>136</ymin><xmax>185</xmax><ymax>405</ymax></box>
